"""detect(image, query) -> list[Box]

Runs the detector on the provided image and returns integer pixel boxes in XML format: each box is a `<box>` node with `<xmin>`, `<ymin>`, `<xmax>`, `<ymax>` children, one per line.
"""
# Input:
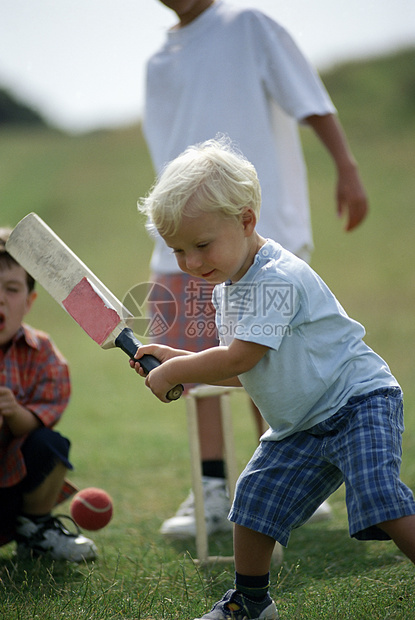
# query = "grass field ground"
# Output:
<box><xmin>0</xmin><ymin>48</ymin><xmax>415</xmax><ymax>618</ymax></box>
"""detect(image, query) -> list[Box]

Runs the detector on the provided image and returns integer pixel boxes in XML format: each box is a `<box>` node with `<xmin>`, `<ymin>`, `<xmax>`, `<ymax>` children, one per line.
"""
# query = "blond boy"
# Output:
<box><xmin>133</xmin><ymin>139</ymin><xmax>415</xmax><ymax>620</ymax></box>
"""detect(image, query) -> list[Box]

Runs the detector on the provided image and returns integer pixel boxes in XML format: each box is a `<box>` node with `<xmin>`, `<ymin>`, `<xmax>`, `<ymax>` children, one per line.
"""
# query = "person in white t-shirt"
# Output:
<box><xmin>133</xmin><ymin>138</ymin><xmax>415</xmax><ymax>620</ymax></box>
<box><xmin>143</xmin><ymin>0</ymin><xmax>368</xmax><ymax>539</ymax></box>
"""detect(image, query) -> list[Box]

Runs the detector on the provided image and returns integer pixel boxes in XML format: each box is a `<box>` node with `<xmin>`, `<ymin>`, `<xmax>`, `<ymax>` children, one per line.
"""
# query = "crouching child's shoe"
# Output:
<box><xmin>15</xmin><ymin>514</ymin><xmax>97</xmax><ymax>562</ymax></box>
<box><xmin>194</xmin><ymin>589</ymin><xmax>279</xmax><ymax>619</ymax></box>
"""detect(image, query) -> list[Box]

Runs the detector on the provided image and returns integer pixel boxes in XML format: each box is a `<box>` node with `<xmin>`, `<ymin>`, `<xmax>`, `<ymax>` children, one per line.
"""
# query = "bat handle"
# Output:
<box><xmin>115</xmin><ymin>328</ymin><xmax>184</xmax><ymax>401</ymax></box>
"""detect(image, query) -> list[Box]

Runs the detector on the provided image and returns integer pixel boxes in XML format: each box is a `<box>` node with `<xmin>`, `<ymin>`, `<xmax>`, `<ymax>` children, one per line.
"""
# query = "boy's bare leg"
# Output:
<box><xmin>234</xmin><ymin>524</ymin><xmax>275</xmax><ymax>575</ymax></box>
<box><xmin>22</xmin><ymin>461</ymin><xmax>67</xmax><ymax>516</ymax></box>
<box><xmin>378</xmin><ymin>515</ymin><xmax>415</xmax><ymax>564</ymax></box>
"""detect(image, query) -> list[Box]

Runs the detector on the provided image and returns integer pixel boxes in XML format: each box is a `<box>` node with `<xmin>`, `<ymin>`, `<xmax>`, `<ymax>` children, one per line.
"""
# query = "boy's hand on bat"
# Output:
<box><xmin>129</xmin><ymin>344</ymin><xmax>189</xmax><ymax>375</ymax></box>
<box><xmin>130</xmin><ymin>344</ymin><xmax>189</xmax><ymax>402</ymax></box>
<box><xmin>144</xmin><ymin>363</ymin><xmax>179</xmax><ymax>403</ymax></box>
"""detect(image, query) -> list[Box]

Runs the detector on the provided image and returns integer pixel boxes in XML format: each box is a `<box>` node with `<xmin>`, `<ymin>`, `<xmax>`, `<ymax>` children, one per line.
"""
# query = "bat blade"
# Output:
<box><xmin>5</xmin><ymin>213</ymin><xmax>132</xmax><ymax>337</ymax></box>
<box><xmin>62</xmin><ymin>277</ymin><xmax>122</xmax><ymax>346</ymax></box>
<box><xmin>6</xmin><ymin>213</ymin><xmax>183</xmax><ymax>400</ymax></box>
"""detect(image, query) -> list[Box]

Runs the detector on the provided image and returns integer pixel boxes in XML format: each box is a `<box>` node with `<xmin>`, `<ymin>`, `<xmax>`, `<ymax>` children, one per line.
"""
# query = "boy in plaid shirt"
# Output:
<box><xmin>0</xmin><ymin>227</ymin><xmax>96</xmax><ymax>562</ymax></box>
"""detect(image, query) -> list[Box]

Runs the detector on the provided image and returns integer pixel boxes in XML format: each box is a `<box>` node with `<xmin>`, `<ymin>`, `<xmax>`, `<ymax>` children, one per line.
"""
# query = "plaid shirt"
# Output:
<box><xmin>0</xmin><ymin>324</ymin><xmax>71</xmax><ymax>488</ymax></box>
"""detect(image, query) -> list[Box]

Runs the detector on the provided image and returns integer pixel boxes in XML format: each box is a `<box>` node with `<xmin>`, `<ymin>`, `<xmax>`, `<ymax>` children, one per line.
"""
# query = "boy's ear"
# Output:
<box><xmin>241</xmin><ymin>207</ymin><xmax>257</xmax><ymax>235</ymax></box>
<box><xmin>24</xmin><ymin>290</ymin><xmax>37</xmax><ymax>316</ymax></box>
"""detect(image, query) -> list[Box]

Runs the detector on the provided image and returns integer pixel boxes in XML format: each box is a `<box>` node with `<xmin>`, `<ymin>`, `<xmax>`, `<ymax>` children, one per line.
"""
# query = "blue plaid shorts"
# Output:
<box><xmin>229</xmin><ymin>387</ymin><xmax>415</xmax><ymax>547</ymax></box>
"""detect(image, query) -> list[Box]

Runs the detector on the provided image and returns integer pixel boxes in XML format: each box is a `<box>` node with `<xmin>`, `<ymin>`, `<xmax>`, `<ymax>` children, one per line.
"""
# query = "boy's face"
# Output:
<box><xmin>0</xmin><ymin>263</ymin><xmax>36</xmax><ymax>347</ymax></box>
<box><xmin>163</xmin><ymin>208</ymin><xmax>257</xmax><ymax>284</ymax></box>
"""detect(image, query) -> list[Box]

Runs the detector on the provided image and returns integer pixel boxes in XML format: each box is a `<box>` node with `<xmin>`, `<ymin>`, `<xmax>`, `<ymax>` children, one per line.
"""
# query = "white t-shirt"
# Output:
<box><xmin>144</xmin><ymin>0</ymin><xmax>336</xmax><ymax>272</ymax></box>
<box><xmin>213</xmin><ymin>240</ymin><xmax>398</xmax><ymax>441</ymax></box>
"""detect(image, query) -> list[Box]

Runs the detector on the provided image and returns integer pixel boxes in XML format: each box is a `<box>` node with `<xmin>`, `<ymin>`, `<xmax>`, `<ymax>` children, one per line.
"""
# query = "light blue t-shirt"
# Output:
<box><xmin>213</xmin><ymin>239</ymin><xmax>398</xmax><ymax>441</ymax></box>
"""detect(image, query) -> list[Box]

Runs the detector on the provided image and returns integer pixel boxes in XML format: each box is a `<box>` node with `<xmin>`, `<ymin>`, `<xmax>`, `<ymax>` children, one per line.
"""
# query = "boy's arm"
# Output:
<box><xmin>305</xmin><ymin>113</ymin><xmax>368</xmax><ymax>231</ymax></box>
<box><xmin>134</xmin><ymin>340</ymin><xmax>268</xmax><ymax>402</ymax></box>
<box><xmin>21</xmin><ymin>335</ymin><xmax>71</xmax><ymax>428</ymax></box>
<box><xmin>0</xmin><ymin>387</ymin><xmax>42</xmax><ymax>436</ymax></box>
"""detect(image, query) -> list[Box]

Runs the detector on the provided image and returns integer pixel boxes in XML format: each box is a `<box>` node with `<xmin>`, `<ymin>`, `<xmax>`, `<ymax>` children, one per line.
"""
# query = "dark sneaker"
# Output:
<box><xmin>194</xmin><ymin>589</ymin><xmax>279</xmax><ymax>619</ymax></box>
<box><xmin>15</xmin><ymin>515</ymin><xmax>97</xmax><ymax>562</ymax></box>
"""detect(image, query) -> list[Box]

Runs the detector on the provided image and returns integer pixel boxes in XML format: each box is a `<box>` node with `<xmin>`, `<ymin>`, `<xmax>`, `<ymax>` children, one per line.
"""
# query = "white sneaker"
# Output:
<box><xmin>15</xmin><ymin>515</ymin><xmax>97</xmax><ymax>562</ymax></box>
<box><xmin>160</xmin><ymin>477</ymin><xmax>232</xmax><ymax>540</ymax></box>
<box><xmin>305</xmin><ymin>500</ymin><xmax>333</xmax><ymax>524</ymax></box>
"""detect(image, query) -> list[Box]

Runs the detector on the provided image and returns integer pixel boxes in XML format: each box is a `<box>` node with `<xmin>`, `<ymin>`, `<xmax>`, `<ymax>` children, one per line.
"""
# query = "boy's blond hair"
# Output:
<box><xmin>138</xmin><ymin>137</ymin><xmax>261</xmax><ymax>237</ymax></box>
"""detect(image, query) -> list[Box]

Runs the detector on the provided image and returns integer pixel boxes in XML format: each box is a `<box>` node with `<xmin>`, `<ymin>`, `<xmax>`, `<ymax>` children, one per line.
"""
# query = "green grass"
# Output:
<box><xmin>1</xmin><ymin>48</ymin><xmax>415</xmax><ymax>618</ymax></box>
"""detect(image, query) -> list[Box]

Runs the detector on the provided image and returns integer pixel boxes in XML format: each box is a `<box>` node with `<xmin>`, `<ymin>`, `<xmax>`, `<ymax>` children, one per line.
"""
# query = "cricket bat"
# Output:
<box><xmin>6</xmin><ymin>213</ymin><xmax>183</xmax><ymax>401</ymax></box>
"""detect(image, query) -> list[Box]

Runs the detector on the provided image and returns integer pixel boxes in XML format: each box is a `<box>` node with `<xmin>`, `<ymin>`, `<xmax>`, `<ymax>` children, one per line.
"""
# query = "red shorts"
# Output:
<box><xmin>149</xmin><ymin>273</ymin><xmax>220</xmax><ymax>392</ymax></box>
<box><xmin>150</xmin><ymin>273</ymin><xmax>219</xmax><ymax>352</ymax></box>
